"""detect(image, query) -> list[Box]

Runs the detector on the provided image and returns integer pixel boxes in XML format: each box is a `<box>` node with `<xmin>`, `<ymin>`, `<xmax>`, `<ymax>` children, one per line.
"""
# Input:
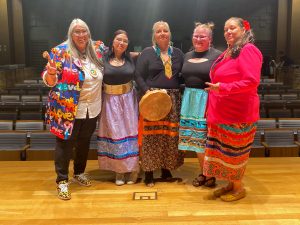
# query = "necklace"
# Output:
<box><xmin>80</xmin><ymin>59</ymin><xmax>98</xmax><ymax>78</ymax></box>
<box><xmin>154</xmin><ymin>45</ymin><xmax>173</xmax><ymax>79</ymax></box>
<box><xmin>111</xmin><ymin>57</ymin><xmax>124</xmax><ymax>66</ymax></box>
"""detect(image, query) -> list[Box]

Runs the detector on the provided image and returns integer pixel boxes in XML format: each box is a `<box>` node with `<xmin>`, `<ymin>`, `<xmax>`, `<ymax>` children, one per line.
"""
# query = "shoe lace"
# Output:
<box><xmin>58</xmin><ymin>182</ymin><xmax>69</xmax><ymax>193</ymax></box>
<box><xmin>76</xmin><ymin>173</ymin><xmax>89</xmax><ymax>181</ymax></box>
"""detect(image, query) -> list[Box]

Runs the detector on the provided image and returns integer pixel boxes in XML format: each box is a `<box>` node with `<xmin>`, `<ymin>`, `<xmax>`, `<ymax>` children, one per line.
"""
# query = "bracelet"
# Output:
<box><xmin>47</xmin><ymin>71</ymin><xmax>56</xmax><ymax>76</ymax></box>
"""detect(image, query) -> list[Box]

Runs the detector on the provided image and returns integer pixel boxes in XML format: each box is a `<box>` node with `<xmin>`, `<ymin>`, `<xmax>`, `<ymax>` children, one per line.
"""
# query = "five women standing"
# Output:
<box><xmin>44</xmin><ymin>17</ymin><xmax>261</xmax><ymax>202</ymax></box>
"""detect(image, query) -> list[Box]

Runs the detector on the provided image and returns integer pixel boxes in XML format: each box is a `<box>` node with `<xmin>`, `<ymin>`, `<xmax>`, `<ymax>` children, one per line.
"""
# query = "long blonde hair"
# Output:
<box><xmin>67</xmin><ymin>18</ymin><xmax>103</xmax><ymax>68</ymax></box>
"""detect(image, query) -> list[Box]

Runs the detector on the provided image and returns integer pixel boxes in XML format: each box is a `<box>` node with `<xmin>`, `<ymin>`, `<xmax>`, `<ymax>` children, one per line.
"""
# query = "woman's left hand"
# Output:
<box><xmin>205</xmin><ymin>82</ymin><xmax>220</xmax><ymax>92</ymax></box>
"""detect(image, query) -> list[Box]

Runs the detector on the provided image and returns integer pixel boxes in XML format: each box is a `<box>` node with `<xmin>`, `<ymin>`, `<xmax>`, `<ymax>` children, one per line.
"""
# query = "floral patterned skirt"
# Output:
<box><xmin>139</xmin><ymin>89</ymin><xmax>184</xmax><ymax>171</ymax></box>
<box><xmin>203</xmin><ymin>123</ymin><xmax>257</xmax><ymax>181</ymax></box>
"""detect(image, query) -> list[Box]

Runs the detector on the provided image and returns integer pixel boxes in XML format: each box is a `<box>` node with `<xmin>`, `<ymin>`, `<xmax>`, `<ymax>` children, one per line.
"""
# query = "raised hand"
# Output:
<box><xmin>43</xmin><ymin>51</ymin><xmax>57</xmax><ymax>76</ymax></box>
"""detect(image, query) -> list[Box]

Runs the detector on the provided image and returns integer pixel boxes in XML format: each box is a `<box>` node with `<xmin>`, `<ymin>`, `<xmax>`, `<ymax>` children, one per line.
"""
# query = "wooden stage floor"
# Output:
<box><xmin>0</xmin><ymin>158</ymin><xmax>300</xmax><ymax>225</ymax></box>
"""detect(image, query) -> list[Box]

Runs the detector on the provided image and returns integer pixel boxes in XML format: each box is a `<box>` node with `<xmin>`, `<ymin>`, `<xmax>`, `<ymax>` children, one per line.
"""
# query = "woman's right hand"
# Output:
<box><xmin>43</xmin><ymin>51</ymin><xmax>57</xmax><ymax>76</ymax></box>
<box><xmin>205</xmin><ymin>82</ymin><xmax>220</xmax><ymax>92</ymax></box>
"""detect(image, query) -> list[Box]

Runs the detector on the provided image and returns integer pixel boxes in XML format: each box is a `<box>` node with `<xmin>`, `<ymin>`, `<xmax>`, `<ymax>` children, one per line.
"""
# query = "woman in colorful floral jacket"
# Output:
<box><xmin>42</xmin><ymin>18</ymin><xmax>106</xmax><ymax>200</ymax></box>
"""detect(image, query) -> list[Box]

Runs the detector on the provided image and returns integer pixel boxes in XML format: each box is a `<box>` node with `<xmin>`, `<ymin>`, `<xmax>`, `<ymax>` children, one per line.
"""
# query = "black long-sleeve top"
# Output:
<box><xmin>135</xmin><ymin>46</ymin><xmax>184</xmax><ymax>93</ymax></box>
<box><xmin>182</xmin><ymin>48</ymin><xmax>221</xmax><ymax>89</ymax></box>
<box><xmin>103</xmin><ymin>57</ymin><xmax>135</xmax><ymax>85</ymax></box>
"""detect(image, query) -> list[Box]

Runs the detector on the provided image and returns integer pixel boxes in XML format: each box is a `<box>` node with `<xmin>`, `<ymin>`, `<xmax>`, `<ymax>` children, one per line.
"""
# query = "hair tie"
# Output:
<box><xmin>243</xmin><ymin>20</ymin><xmax>251</xmax><ymax>31</ymax></box>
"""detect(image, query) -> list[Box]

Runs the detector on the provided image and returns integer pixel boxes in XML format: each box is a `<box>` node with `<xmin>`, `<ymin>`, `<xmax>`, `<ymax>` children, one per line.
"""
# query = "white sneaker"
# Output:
<box><xmin>115</xmin><ymin>173</ymin><xmax>125</xmax><ymax>186</ymax></box>
<box><xmin>127</xmin><ymin>171</ymin><xmax>139</xmax><ymax>184</ymax></box>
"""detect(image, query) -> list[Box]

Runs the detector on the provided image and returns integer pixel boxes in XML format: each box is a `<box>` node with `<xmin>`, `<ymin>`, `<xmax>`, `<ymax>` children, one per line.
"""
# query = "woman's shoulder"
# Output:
<box><xmin>241</xmin><ymin>43</ymin><xmax>263</xmax><ymax>58</ymax></box>
<box><xmin>49</xmin><ymin>42</ymin><xmax>69</xmax><ymax>59</ymax></box>
<box><xmin>142</xmin><ymin>46</ymin><xmax>155</xmax><ymax>53</ymax></box>
<box><xmin>172</xmin><ymin>47</ymin><xmax>184</xmax><ymax>54</ymax></box>
<box><xmin>184</xmin><ymin>50</ymin><xmax>194</xmax><ymax>58</ymax></box>
<box><xmin>242</xmin><ymin>43</ymin><xmax>261</xmax><ymax>52</ymax></box>
<box><xmin>138</xmin><ymin>47</ymin><xmax>156</xmax><ymax>59</ymax></box>
<box><xmin>94</xmin><ymin>40</ymin><xmax>108</xmax><ymax>55</ymax></box>
<box><xmin>210</xmin><ymin>47</ymin><xmax>222</xmax><ymax>56</ymax></box>
<box><xmin>51</xmin><ymin>41</ymin><xmax>67</xmax><ymax>51</ymax></box>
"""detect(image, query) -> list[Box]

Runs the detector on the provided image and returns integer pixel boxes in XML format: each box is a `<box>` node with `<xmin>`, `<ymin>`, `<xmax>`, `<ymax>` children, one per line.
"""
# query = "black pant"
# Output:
<box><xmin>55</xmin><ymin>115</ymin><xmax>98</xmax><ymax>183</ymax></box>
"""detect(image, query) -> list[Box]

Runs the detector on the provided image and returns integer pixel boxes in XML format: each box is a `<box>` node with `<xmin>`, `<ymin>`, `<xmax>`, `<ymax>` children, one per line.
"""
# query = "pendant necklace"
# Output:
<box><xmin>81</xmin><ymin>58</ymin><xmax>98</xmax><ymax>78</ymax></box>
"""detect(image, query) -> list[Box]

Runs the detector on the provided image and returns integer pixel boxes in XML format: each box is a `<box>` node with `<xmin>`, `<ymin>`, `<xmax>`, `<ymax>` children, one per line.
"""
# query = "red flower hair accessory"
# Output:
<box><xmin>243</xmin><ymin>20</ymin><xmax>251</xmax><ymax>31</ymax></box>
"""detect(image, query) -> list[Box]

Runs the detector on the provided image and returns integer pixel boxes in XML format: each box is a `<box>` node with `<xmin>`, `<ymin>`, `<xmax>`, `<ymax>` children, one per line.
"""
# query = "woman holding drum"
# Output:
<box><xmin>135</xmin><ymin>21</ymin><xmax>185</xmax><ymax>187</ymax></box>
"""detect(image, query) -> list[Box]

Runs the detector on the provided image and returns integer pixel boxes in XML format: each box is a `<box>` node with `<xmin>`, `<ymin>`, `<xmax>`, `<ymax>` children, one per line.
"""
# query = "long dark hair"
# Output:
<box><xmin>226</xmin><ymin>17</ymin><xmax>255</xmax><ymax>59</ymax></box>
<box><xmin>107</xmin><ymin>29</ymin><xmax>131</xmax><ymax>61</ymax></box>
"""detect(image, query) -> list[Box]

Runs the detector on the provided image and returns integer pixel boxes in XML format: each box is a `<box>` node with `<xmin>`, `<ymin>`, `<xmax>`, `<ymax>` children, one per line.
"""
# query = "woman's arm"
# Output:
<box><xmin>134</xmin><ymin>50</ymin><xmax>150</xmax><ymax>94</ymax></box>
<box><xmin>219</xmin><ymin>44</ymin><xmax>262</xmax><ymax>94</ymax></box>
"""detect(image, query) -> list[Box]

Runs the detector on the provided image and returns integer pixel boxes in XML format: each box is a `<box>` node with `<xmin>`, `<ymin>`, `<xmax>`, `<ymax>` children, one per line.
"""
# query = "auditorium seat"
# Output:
<box><xmin>263</xmin><ymin>94</ymin><xmax>281</xmax><ymax>101</ymax></box>
<box><xmin>262</xmin><ymin>129</ymin><xmax>299</xmax><ymax>157</ymax></box>
<box><xmin>23</xmin><ymin>79</ymin><xmax>38</xmax><ymax>84</ymax></box>
<box><xmin>21</xmin><ymin>95</ymin><xmax>41</xmax><ymax>102</ymax></box>
<box><xmin>281</xmin><ymin>94</ymin><xmax>298</xmax><ymax>100</ymax></box>
<box><xmin>26</xmin><ymin>131</ymin><xmax>55</xmax><ymax>160</ymax></box>
<box><xmin>268</xmin><ymin>108</ymin><xmax>292</xmax><ymax>118</ymax></box>
<box><xmin>278</xmin><ymin>118</ymin><xmax>300</xmax><ymax>129</ymax></box>
<box><xmin>19</xmin><ymin>111</ymin><xmax>43</xmax><ymax>120</ymax></box>
<box><xmin>250</xmin><ymin>130</ymin><xmax>266</xmax><ymax>157</ymax></box>
<box><xmin>41</xmin><ymin>95</ymin><xmax>48</xmax><ymax>104</ymax></box>
<box><xmin>0</xmin><ymin>111</ymin><xmax>18</xmax><ymax>120</ymax></box>
<box><xmin>15</xmin><ymin>120</ymin><xmax>44</xmax><ymax>131</ymax></box>
<box><xmin>0</xmin><ymin>120</ymin><xmax>13</xmax><ymax>130</ymax></box>
<box><xmin>286</xmin><ymin>100</ymin><xmax>300</xmax><ymax>117</ymax></box>
<box><xmin>257</xmin><ymin>118</ymin><xmax>277</xmax><ymax>130</ymax></box>
<box><xmin>0</xmin><ymin>95</ymin><xmax>20</xmax><ymax>102</ymax></box>
<box><xmin>0</xmin><ymin>131</ymin><xmax>28</xmax><ymax>160</ymax></box>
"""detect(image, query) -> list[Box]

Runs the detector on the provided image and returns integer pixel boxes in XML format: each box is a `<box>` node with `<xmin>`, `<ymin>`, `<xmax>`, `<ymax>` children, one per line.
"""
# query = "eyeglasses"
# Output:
<box><xmin>73</xmin><ymin>30</ymin><xmax>88</xmax><ymax>37</ymax></box>
<box><xmin>193</xmin><ymin>35</ymin><xmax>208</xmax><ymax>40</ymax></box>
<box><xmin>115</xmin><ymin>38</ymin><xmax>129</xmax><ymax>44</ymax></box>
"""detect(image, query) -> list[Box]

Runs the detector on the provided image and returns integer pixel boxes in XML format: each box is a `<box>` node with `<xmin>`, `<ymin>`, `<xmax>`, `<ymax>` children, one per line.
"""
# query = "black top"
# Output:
<box><xmin>103</xmin><ymin>57</ymin><xmax>135</xmax><ymax>85</ymax></box>
<box><xmin>135</xmin><ymin>46</ymin><xmax>184</xmax><ymax>93</ymax></box>
<box><xmin>182</xmin><ymin>48</ymin><xmax>221</xmax><ymax>89</ymax></box>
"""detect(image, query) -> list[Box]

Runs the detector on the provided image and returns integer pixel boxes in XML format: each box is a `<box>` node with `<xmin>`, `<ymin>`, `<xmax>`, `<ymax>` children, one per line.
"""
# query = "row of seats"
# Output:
<box><xmin>0</xmin><ymin>120</ymin><xmax>46</xmax><ymax>131</ymax></box>
<box><xmin>0</xmin><ymin>118</ymin><xmax>298</xmax><ymax>132</ymax></box>
<box><xmin>0</xmin><ymin>94</ymin><xmax>48</xmax><ymax>120</ymax></box>
<box><xmin>252</xmin><ymin>128</ymin><xmax>300</xmax><ymax>157</ymax></box>
<box><xmin>0</xmin><ymin>131</ymin><xmax>98</xmax><ymax>161</ymax></box>
<box><xmin>260</xmin><ymin>108</ymin><xmax>300</xmax><ymax>118</ymax></box>
<box><xmin>259</xmin><ymin>94</ymin><xmax>300</xmax><ymax>100</ymax></box>
<box><xmin>1</xmin><ymin>127</ymin><xmax>299</xmax><ymax>161</ymax></box>
<box><xmin>257</xmin><ymin>118</ymin><xmax>300</xmax><ymax>129</ymax></box>
<box><xmin>0</xmin><ymin>109</ymin><xmax>44</xmax><ymax>120</ymax></box>
<box><xmin>0</xmin><ymin>94</ymin><xmax>48</xmax><ymax>102</ymax></box>
<box><xmin>0</xmin><ymin>77</ymin><xmax>48</xmax><ymax>95</ymax></box>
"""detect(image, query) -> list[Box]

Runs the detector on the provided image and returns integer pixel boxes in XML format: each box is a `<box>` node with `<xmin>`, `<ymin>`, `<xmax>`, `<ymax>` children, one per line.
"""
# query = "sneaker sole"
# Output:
<box><xmin>58</xmin><ymin>195</ymin><xmax>71</xmax><ymax>200</ymax></box>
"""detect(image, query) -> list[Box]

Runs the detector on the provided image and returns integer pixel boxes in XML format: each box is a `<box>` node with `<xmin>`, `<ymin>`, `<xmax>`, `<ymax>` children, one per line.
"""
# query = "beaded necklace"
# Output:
<box><xmin>154</xmin><ymin>45</ymin><xmax>173</xmax><ymax>79</ymax></box>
